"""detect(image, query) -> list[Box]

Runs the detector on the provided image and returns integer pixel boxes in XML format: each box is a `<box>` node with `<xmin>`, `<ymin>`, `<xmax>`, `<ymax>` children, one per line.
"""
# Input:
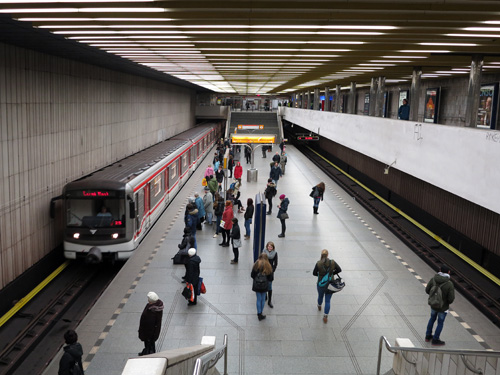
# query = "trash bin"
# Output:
<box><xmin>247</xmin><ymin>169</ymin><xmax>258</xmax><ymax>182</ymax></box>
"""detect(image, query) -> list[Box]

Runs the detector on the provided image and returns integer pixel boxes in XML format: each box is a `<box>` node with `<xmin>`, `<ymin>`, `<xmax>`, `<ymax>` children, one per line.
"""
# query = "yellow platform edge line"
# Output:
<box><xmin>0</xmin><ymin>261</ymin><xmax>70</xmax><ymax>327</ymax></box>
<box><xmin>309</xmin><ymin>146</ymin><xmax>500</xmax><ymax>286</ymax></box>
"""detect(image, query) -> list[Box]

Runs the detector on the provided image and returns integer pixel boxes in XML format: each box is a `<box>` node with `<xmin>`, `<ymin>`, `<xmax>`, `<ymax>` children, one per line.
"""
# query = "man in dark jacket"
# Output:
<box><xmin>184</xmin><ymin>203</ymin><xmax>198</xmax><ymax>248</ymax></box>
<box><xmin>398</xmin><ymin>98</ymin><xmax>410</xmax><ymax>120</ymax></box>
<box><xmin>264</xmin><ymin>179</ymin><xmax>277</xmax><ymax>215</ymax></box>
<box><xmin>269</xmin><ymin>162</ymin><xmax>283</xmax><ymax>187</ymax></box>
<box><xmin>425</xmin><ymin>264</ymin><xmax>455</xmax><ymax>346</ymax></box>
<box><xmin>138</xmin><ymin>291</ymin><xmax>164</xmax><ymax>355</ymax></box>
<box><xmin>58</xmin><ymin>330</ymin><xmax>84</xmax><ymax>375</ymax></box>
<box><xmin>186</xmin><ymin>248</ymin><xmax>201</xmax><ymax>306</ymax></box>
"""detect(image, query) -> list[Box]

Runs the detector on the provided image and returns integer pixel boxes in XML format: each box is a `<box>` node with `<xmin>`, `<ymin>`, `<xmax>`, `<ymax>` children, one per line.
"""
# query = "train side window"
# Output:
<box><xmin>170</xmin><ymin>163</ymin><xmax>177</xmax><ymax>179</ymax></box>
<box><xmin>149</xmin><ymin>174</ymin><xmax>163</xmax><ymax>209</ymax></box>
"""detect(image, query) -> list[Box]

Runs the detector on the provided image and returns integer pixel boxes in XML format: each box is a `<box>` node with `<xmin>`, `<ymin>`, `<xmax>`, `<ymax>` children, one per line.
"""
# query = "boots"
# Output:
<box><xmin>323</xmin><ymin>315</ymin><xmax>328</xmax><ymax>324</ymax></box>
<box><xmin>268</xmin><ymin>291</ymin><xmax>274</xmax><ymax>308</ymax></box>
<box><xmin>313</xmin><ymin>207</ymin><xmax>319</xmax><ymax>214</ymax></box>
<box><xmin>258</xmin><ymin>313</ymin><xmax>266</xmax><ymax>321</ymax></box>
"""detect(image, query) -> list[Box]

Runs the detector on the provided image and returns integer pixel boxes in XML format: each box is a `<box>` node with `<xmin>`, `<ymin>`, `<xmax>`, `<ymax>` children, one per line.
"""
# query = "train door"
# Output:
<box><xmin>135</xmin><ymin>191</ymin><xmax>144</xmax><ymax>237</ymax></box>
<box><xmin>164</xmin><ymin>168</ymin><xmax>170</xmax><ymax>205</ymax></box>
<box><xmin>144</xmin><ymin>184</ymin><xmax>151</xmax><ymax>230</ymax></box>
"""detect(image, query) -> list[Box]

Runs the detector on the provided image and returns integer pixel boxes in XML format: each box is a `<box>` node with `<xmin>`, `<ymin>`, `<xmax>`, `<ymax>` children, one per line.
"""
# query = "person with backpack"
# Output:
<box><xmin>263</xmin><ymin>241</ymin><xmax>278</xmax><ymax>308</ymax></box>
<box><xmin>313</xmin><ymin>249</ymin><xmax>342</xmax><ymax>324</ymax></box>
<box><xmin>138</xmin><ymin>292</ymin><xmax>164</xmax><ymax>355</ymax></box>
<box><xmin>251</xmin><ymin>253</ymin><xmax>274</xmax><ymax>321</ymax></box>
<box><xmin>425</xmin><ymin>264</ymin><xmax>455</xmax><ymax>346</ymax></box>
<box><xmin>58</xmin><ymin>330</ymin><xmax>84</xmax><ymax>375</ymax></box>
<box><xmin>264</xmin><ymin>179</ymin><xmax>277</xmax><ymax>215</ymax></box>
<box><xmin>310</xmin><ymin>182</ymin><xmax>325</xmax><ymax>215</ymax></box>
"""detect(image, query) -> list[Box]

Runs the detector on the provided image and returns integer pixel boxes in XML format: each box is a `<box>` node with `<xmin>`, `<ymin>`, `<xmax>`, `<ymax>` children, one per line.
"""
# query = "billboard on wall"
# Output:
<box><xmin>477</xmin><ymin>83</ymin><xmax>498</xmax><ymax>129</ymax></box>
<box><xmin>424</xmin><ymin>88</ymin><xmax>440</xmax><ymax>123</ymax></box>
<box><xmin>363</xmin><ymin>93</ymin><xmax>370</xmax><ymax>115</ymax></box>
<box><xmin>398</xmin><ymin>90</ymin><xmax>409</xmax><ymax>109</ymax></box>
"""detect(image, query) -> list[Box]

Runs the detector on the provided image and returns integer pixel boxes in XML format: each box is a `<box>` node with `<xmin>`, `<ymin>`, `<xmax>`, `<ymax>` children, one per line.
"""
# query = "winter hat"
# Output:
<box><xmin>279</xmin><ymin>194</ymin><xmax>285</xmax><ymax>200</ymax></box>
<box><xmin>147</xmin><ymin>291</ymin><xmax>159</xmax><ymax>303</ymax></box>
<box><xmin>204</xmin><ymin>186</ymin><xmax>210</xmax><ymax>191</ymax></box>
<box><xmin>188</xmin><ymin>248</ymin><xmax>197</xmax><ymax>257</ymax></box>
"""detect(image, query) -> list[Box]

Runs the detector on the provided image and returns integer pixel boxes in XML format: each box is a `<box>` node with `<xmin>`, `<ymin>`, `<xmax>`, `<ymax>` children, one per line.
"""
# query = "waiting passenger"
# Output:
<box><xmin>310</xmin><ymin>182</ymin><xmax>325</xmax><ymax>215</ymax></box>
<box><xmin>138</xmin><ymin>292</ymin><xmax>164</xmax><ymax>355</ymax></box>
<box><xmin>251</xmin><ymin>253</ymin><xmax>274</xmax><ymax>321</ymax></box>
<box><xmin>58</xmin><ymin>330</ymin><xmax>84</xmax><ymax>375</ymax></box>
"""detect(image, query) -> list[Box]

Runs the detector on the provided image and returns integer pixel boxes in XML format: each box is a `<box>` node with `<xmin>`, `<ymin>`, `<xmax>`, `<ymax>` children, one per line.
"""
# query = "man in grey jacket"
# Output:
<box><xmin>425</xmin><ymin>264</ymin><xmax>455</xmax><ymax>346</ymax></box>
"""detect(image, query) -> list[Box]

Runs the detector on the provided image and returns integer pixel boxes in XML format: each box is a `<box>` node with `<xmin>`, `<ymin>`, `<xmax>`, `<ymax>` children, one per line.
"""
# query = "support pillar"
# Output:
<box><xmin>324</xmin><ymin>87</ymin><xmax>330</xmax><ymax>112</ymax></box>
<box><xmin>335</xmin><ymin>85</ymin><xmax>341</xmax><ymax>112</ymax></box>
<box><xmin>301</xmin><ymin>91</ymin><xmax>306</xmax><ymax>109</ymax></box>
<box><xmin>465</xmin><ymin>55</ymin><xmax>484</xmax><ymax>127</ymax></box>
<box><xmin>369</xmin><ymin>78</ymin><xmax>377</xmax><ymax>116</ymax></box>
<box><xmin>410</xmin><ymin>67</ymin><xmax>422</xmax><ymax>122</ymax></box>
<box><xmin>306</xmin><ymin>91</ymin><xmax>311</xmax><ymax>109</ymax></box>
<box><xmin>349</xmin><ymin>82</ymin><xmax>356</xmax><ymax>114</ymax></box>
<box><xmin>313</xmin><ymin>88</ymin><xmax>320</xmax><ymax>110</ymax></box>
<box><xmin>375</xmin><ymin>76</ymin><xmax>386</xmax><ymax>117</ymax></box>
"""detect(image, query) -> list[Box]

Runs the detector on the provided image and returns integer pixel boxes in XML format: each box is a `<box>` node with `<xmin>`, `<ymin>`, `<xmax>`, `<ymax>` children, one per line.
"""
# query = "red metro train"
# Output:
<box><xmin>51</xmin><ymin>123</ymin><xmax>220</xmax><ymax>262</ymax></box>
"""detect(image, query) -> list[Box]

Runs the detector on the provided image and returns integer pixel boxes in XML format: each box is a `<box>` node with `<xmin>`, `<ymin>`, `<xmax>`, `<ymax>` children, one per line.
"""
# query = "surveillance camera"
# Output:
<box><xmin>384</xmin><ymin>168</ymin><xmax>389</xmax><ymax>175</ymax></box>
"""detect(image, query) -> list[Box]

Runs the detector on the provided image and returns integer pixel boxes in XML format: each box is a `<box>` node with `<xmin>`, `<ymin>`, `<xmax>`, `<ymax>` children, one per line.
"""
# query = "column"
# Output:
<box><xmin>410</xmin><ymin>67</ymin><xmax>422</xmax><ymax>122</ymax></box>
<box><xmin>335</xmin><ymin>85</ymin><xmax>341</xmax><ymax>112</ymax></box>
<box><xmin>465</xmin><ymin>55</ymin><xmax>484</xmax><ymax>127</ymax></box>
<box><xmin>324</xmin><ymin>87</ymin><xmax>330</xmax><ymax>112</ymax></box>
<box><xmin>306</xmin><ymin>91</ymin><xmax>311</xmax><ymax>109</ymax></box>
<box><xmin>369</xmin><ymin>77</ymin><xmax>377</xmax><ymax>116</ymax></box>
<box><xmin>301</xmin><ymin>91</ymin><xmax>306</xmax><ymax>109</ymax></box>
<box><xmin>313</xmin><ymin>88</ymin><xmax>320</xmax><ymax>111</ymax></box>
<box><xmin>375</xmin><ymin>76</ymin><xmax>386</xmax><ymax>117</ymax></box>
<box><xmin>349</xmin><ymin>82</ymin><xmax>356</xmax><ymax>114</ymax></box>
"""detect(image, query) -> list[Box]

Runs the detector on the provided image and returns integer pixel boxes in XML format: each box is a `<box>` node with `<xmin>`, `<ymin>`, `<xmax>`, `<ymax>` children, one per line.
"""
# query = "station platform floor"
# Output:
<box><xmin>44</xmin><ymin>144</ymin><xmax>500</xmax><ymax>375</ymax></box>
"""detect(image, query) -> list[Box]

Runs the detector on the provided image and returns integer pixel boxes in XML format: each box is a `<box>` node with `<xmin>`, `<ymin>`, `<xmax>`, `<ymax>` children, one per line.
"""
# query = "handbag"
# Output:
<box><xmin>182</xmin><ymin>283</ymin><xmax>192</xmax><ymax>300</ymax></box>
<box><xmin>327</xmin><ymin>275</ymin><xmax>345</xmax><ymax>293</ymax></box>
<box><xmin>280</xmin><ymin>213</ymin><xmax>289</xmax><ymax>220</ymax></box>
<box><xmin>198</xmin><ymin>277</ymin><xmax>207</xmax><ymax>295</ymax></box>
<box><xmin>233</xmin><ymin>238</ymin><xmax>242</xmax><ymax>247</ymax></box>
<box><xmin>219</xmin><ymin>219</ymin><xmax>225</xmax><ymax>228</ymax></box>
<box><xmin>202</xmin><ymin>178</ymin><xmax>207</xmax><ymax>187</ymax></box>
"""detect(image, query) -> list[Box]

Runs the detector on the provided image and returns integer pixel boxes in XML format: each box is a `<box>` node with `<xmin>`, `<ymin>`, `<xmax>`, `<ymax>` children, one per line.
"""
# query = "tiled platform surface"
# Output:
<box><xmin>44</xmin><ymin>144</ymin><xmax>500</xmax><ymax>375</ymax></box>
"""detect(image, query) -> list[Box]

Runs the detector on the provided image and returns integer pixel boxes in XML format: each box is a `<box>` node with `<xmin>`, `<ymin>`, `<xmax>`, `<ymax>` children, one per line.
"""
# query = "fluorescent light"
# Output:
<box><xmin>371</xmin><ymin>60</ymin><xmax>411</xmax><ymax>63</ymax></box>
<box><xmin>464</xmin><ymin>27</ymin><xmax>500</xmax><ymax>32</ymax></box>
<box><xmin>400</xmin><ymin>50</ymin><xmax>450</xmax><ymax>53</ymax></box>
<box><xmin>0</xmin><ymin>0</ymin><xmax>153</xmax><ymax>2</ymax></box>
<box><xmin>382</xmin><ymin>55</ymin><xmax>428</xmax><ymax>59</ymax></box>
<box><xmin>447</xmin><ymin>33</ymin><xmax>500</xmax><ymax>38</ymax></box>
<box><xmin>0</xmin><ymin>7</ymin><xmax>165</xmax><ymax>13</ymax></box>
<box><xmin>419</xmin><ymin>42</ymin><xmax>477</xmax><ymax>47</ymax></box>
<box><xmin>358</xmin><ymin>63</ymin><xmax>395</xmax><ymax>66</ymax></box>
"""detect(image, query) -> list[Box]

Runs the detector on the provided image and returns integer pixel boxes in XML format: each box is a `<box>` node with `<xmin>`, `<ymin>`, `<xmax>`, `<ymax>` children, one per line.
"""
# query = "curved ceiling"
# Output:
<box><xmin>2</xmin><ymin>1</ymin><xmax>500</xmax><ymax>95</ymax></box>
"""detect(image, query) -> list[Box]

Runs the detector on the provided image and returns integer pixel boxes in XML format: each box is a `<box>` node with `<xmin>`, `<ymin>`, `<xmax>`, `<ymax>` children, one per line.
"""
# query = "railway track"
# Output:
<box><xmin>298</xmin><ymin>144</ymin><xmax>500</xmax><ymax>329</ymax></box>
<box><xmin>0</xmin><ymin>262</ymin><xmax>120</xmax><ymax>375</ymax></box>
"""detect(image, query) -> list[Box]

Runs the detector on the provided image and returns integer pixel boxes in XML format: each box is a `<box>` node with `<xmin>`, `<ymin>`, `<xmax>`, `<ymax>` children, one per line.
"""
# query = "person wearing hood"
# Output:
<box><xmin>184</xmin><ymin>203</ymin><xmax>198</xmax><ymax>248</ymax></box>
<box><xmin>313</xmin><ymin>249</ymin><xmax>342</xmax><ymax>324</ymax></box>
<box><xmin>58</xmin><ymin>330</ymin><xmax>83</xmax><ymax>375</ymax></box>
<box><xmin>186</xmin><ymin>248</ymin><xmax>201</xmax><ymax>306</ymax></box>
<box><xmin>264</xmin><ymin>179</ymin><xmax>277</xmax><ymax>215</ymax></box>
<box><xmin>234</xmin><ymin>161</ymin><xmax>243</xmax><ymax>180</ymax></box>
<box><xmin>194</xmin><ymin>193</ymin><xmax>205</xmax><ymax>230</ymax></box>
<box><xmin>207</xmin><ymin>175</ymin><xmax>219</xmax><ymax>199</ymax></box>
<box><xmin>138</xmin><ymin>292</ymin><xmax>164</xmax><ymax>356</ymax></box>
<box><xmin>263</xmin><ymin>241</ymin><xmax>278</xmax><ymax>308</ymax></box>
<box><xmin>425</xmin><ymin>264</ymin><xmax>455</xmax><ymax>346</ymax></box>
<box><xmin>277</xmin><ymin>194</ymin><xmax>289</xmax><ymax>238</ymax></box>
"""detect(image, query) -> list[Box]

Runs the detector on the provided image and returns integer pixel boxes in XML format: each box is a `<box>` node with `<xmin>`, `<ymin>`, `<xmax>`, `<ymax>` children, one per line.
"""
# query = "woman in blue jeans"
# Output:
<box><xmin>313</xmin><ymin>249</ymin><xmax>342</xmax><ymax>323</ymax></box>
<box><xmin>244</xmin><ymin>198</ymin><xmax>254</xmax><ymax>239</ymax></box>
<box><xmin>251</xmin><ymin>253</ymin><xmax>274</xmax><ymax>321</ymax></box>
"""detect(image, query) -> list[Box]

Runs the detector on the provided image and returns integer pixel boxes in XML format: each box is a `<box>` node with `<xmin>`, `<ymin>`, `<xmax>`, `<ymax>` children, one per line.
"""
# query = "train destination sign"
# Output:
<box><xmin>297</xmin><ymin>135</ymin><xmax>319</xmax><ymax>141</ymax></box>
<box><xmin>69</xmin><ymin>190</ymin><xmax>119</xmax><ymax>198</ymax></box>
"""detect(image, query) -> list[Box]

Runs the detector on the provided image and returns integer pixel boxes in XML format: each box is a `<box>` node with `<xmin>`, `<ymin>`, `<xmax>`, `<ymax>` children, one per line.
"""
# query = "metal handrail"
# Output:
<box><xmin>192</xmin><ymin>334</ymin><xmax>228</xmax><ymax>375</ymax></box>
<box><xmin>377</xmin><ymin>336</ymin><xmax>500</xmax><ymax>375</ymax></box>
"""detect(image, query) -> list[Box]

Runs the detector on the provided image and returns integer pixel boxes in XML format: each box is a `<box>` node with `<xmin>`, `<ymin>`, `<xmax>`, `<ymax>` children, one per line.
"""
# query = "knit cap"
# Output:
<box><xmin>147</xmin><ymin>291</ymin><xmax>159</xmax><ymax>303</ymax></box>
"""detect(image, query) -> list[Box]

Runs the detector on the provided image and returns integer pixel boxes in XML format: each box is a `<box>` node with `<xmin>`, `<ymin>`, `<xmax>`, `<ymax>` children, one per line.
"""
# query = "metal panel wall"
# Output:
<box><xmin>319</xmin><ymin>138</ymin><xmax>500</xmax><ymax>258</ymax></box>
<box><xmin>0</xmin><ymin>42</ymin><xmax>196</xmax><ymax>289</ymax></box>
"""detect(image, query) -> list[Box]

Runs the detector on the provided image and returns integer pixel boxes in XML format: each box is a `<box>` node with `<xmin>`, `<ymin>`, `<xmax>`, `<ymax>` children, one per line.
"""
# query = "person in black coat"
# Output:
<box><xmin>186</xmin><ymin>248</ymin><xmax>201</xmax><ymax>306</ymax></box>
<box><xmin>138</xmin><ymin>292</ymin><xmax>164</xmax><ymax>355</ymax></box>
<box><xmin>244</xmin><ymin>146</ymin><xmax>252</xmax><ymax>164</ymax></box>
<box><xmin>178</xmin><ymin>227</ymin><xmax>195</xmax><ymax>281</ymax></box>
<box><xmin>277</xmin><ymin>194</ymin><xmax>289</xmax><ymax>238</ymax></box>
<box><xmin>230</xmin><ymin>217</ymin><xmax>241</xmax><ymax>264</ymax></box>
<box><xmin>58</xmin><ymin>330</ymin><xmax>84</xmax><ymax>375</ymax></box>
<box><xmin>264</xmin><ymin>179</ymin><xmax>277</xmax><ymax>215</ymax></box>
<box><xmin>244</xmin><ymin>198</ymin><xmax>254</xmax><ymax>239</ymax></box>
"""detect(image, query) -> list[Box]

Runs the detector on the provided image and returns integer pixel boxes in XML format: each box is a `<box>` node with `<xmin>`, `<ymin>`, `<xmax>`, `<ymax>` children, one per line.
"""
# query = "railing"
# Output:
<box><xmin>192</xmin><ymin>334</ymin><xmax>228</xmax><ymax>375</ymax></box>
<box><xmin>377</xmin><ymin>336</ymin><xmax>500</xmax><ymax>375</ymax></box>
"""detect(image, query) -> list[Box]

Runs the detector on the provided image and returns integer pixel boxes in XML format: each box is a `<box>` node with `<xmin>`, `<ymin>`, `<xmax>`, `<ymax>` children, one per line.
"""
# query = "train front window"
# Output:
<box><xmin>66</xmin><ymin>192</ymin><xmax>125</xmax><ymax>228</ymax></box>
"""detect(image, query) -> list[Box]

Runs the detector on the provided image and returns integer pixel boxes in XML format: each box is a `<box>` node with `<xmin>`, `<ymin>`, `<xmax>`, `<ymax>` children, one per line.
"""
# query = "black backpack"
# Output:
<box><xmin>253</xmin><ymin>272</ymin><xmax>268</xmax><ymax>291</ymax></box>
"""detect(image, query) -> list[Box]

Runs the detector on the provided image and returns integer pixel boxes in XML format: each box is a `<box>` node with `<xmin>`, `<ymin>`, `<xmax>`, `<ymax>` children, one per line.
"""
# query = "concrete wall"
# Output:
<box><xmin>281</xmin><ymin>107</ymin><xmax>500</xmax><ymax>216</ymax></box>
<box><xmin>0</xmin><ymin>42</ymin><xmax>196</xmax><ymax>289</ymax></box>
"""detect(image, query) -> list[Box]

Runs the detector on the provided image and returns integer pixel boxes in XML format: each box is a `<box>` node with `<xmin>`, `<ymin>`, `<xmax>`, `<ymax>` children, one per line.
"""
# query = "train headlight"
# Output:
<box><xmin>73</xmin><ymin>233</ymin><xmax>80</xmax><ymax>239</ymax></box>
<box><xmin>112</xmin><ymin>233</ymin><xmax>119</xmax><ymax>239</ymax></box>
